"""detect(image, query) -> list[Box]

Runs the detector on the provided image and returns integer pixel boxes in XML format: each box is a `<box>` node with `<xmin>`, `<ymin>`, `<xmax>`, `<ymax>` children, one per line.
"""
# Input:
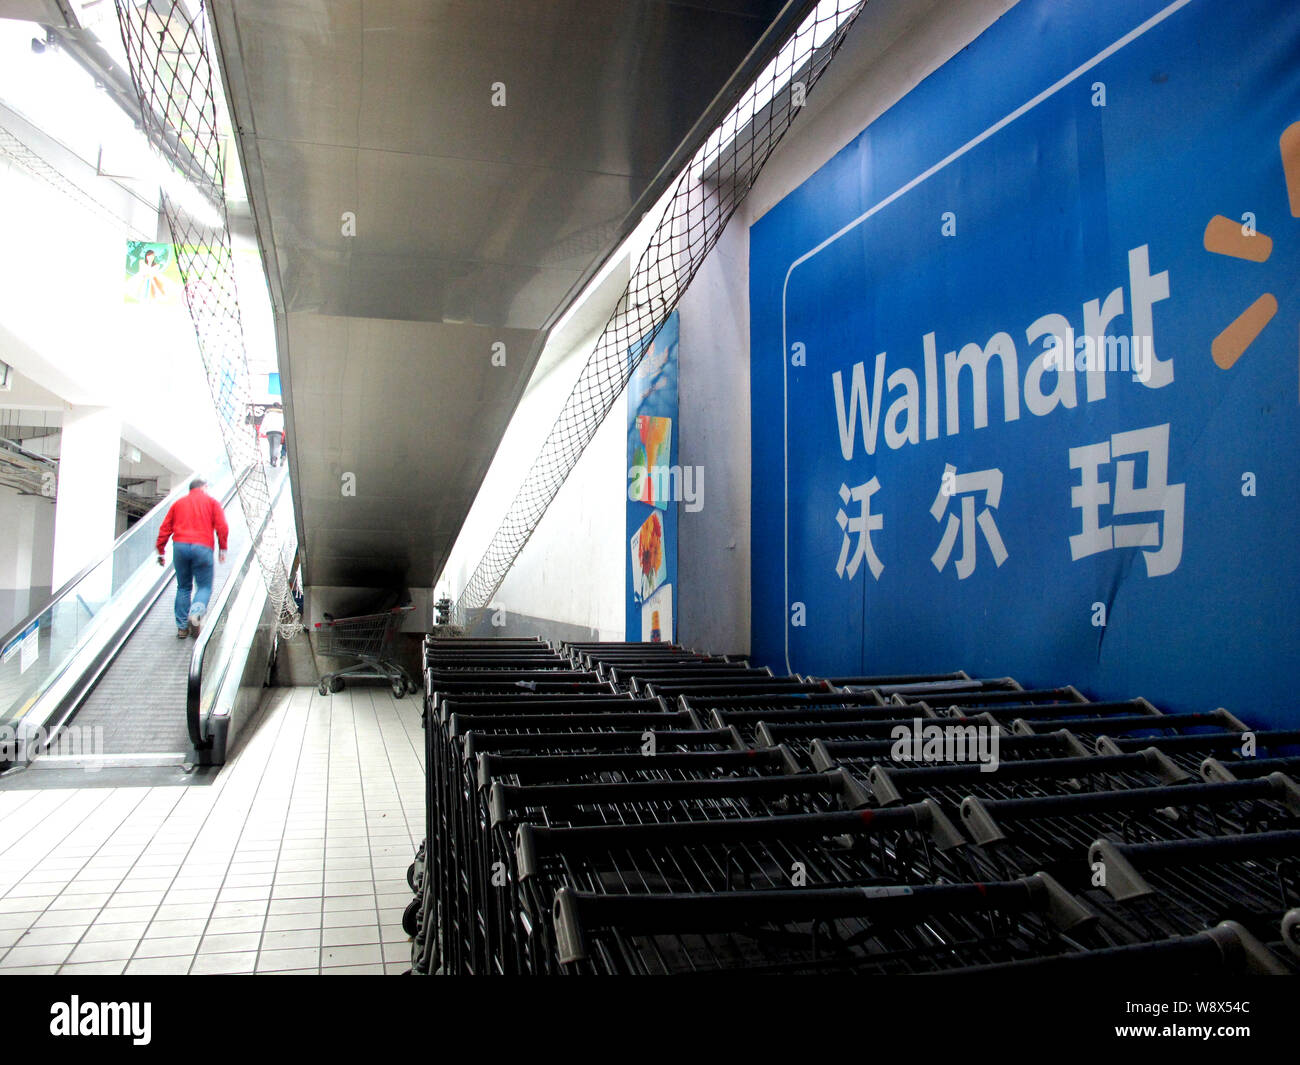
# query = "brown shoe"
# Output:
<box><xmin>178</xmin><ymin>627</ymin><xmax>189</xmax><ymax>639</ymax></box>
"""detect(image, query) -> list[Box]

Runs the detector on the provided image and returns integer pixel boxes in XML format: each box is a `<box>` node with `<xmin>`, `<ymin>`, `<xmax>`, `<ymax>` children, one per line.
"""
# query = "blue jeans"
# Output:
<box><xmin>173</xmin><ymin>542</ymin><xmax>214</xmax><ymax>629</ymax></box>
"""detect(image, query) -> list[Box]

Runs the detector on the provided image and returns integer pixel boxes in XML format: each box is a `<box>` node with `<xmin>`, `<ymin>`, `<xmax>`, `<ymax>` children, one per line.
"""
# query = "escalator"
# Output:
<box><xmin>0</xmin><ymin>463</ymin><xmax>297</xmax><ymax>786</ymax></box>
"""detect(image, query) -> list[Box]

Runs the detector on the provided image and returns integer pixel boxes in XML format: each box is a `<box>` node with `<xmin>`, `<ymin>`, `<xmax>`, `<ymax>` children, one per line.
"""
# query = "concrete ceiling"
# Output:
<box><xmin>211</xmin><ymin>0</ymin><xmax>789</xmax><ymax>590</ymax></box>
<box><xmin>0</xmin><ymin>0</ymin><xmax>70</xmax><ymax>22</ymax></box>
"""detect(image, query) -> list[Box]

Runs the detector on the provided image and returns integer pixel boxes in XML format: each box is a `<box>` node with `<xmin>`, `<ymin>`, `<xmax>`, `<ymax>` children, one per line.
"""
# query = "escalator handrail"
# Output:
<box><xmin>0</xmin><ymin>460</ymin><xmax>235</xmax><ymax>654</ymax></box>
<box><xmin>187</xmin><ymin>471</ymin><xmax>292</xmax><ymax>750</ymax></box>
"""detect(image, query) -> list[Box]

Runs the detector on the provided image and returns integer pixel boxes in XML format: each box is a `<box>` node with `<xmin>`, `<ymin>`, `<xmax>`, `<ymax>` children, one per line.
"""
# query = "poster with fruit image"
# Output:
<box><xmin>626</xmin><ymin>312</ymin><xmax>679</xmax><ymax>641</ymax></box>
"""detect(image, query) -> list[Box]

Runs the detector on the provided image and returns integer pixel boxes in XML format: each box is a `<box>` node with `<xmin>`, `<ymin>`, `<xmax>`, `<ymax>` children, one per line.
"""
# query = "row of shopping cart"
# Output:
<box><xmin>403</xmin><ymin>637</ymin><xmax>1300</xmax><ymax>974</ymax></box>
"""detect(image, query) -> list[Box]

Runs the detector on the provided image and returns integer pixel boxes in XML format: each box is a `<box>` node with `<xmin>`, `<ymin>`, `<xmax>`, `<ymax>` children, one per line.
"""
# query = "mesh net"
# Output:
<box><xmin>113</xmin><ymin>0</ymin><xmax>299</xmax><ymax>639</ymax></box>
<box><xmin>455</xmin><ymin>0</ymin><xmax>868</xmax><ymax>617</ymax></box>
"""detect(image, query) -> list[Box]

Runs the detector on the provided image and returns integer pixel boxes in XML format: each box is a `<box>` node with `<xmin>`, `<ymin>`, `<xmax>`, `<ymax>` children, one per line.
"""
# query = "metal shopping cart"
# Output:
<box><xmin>315</xmin><ymin>605</ymin><xmax>419</xmax><ymax>697</ymax></box>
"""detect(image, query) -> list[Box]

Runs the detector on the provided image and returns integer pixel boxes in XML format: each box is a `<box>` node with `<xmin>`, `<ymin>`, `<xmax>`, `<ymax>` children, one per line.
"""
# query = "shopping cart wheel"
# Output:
<box><xmin>330</xmin><ymin>677</ymin><xmax>345</xmax><ymax>694</ymax></box>
<box><xmin>402</xmin><ymin>896</ymin><xmax>420</xmax><ymax>937</ymax></box>
<box><xmin>318</xmin><ymin>680</ymin><xmax>330</xmax><ymax>696</ymax></box>
<box><xmin>404</xmin><ymin>676</ymin><xmax>419</xmax><ymax>695</ymax></box>
<box><xmin>391</xmin><ymin>676</ymin><xmax>406</xmax><ymax>698</ymax></box>
<box><xmin>406</xmin><ymin>862</ymin><xmax>417</xmax><ymax>891</ymax></box>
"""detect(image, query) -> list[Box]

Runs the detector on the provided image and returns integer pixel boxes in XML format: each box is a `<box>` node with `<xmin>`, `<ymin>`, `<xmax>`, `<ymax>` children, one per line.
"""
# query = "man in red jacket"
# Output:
<box><xmin>156</xmin><ymin>477</ymin><xmax>229</xmax><ymax>638</ymax></box>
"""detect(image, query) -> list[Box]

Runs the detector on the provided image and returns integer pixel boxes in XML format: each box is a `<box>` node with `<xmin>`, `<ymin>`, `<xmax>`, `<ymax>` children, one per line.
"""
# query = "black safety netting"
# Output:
<box><xmin>113</xmin><ymin>0</ymin><xmax>299</xmax><ymax>638</ymax></box>
<box><xmin>455</xmin><ymin>0</ymin><xmax>868</xmax><ymax>618</ymax></box>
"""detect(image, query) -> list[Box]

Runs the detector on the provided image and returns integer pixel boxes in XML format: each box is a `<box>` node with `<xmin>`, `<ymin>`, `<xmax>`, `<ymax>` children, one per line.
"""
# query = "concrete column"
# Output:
<box><xmin>51</xmin><ymin>406</ymin><xmax>120</xmax><ymax>589</ymax></box>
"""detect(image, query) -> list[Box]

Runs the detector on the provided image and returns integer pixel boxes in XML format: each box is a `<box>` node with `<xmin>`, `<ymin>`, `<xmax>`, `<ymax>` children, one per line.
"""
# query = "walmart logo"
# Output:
<box><xmin>1203</xmin><ymin>120</ymin><xmax>1300</xmax><ymax>397</ymax></box>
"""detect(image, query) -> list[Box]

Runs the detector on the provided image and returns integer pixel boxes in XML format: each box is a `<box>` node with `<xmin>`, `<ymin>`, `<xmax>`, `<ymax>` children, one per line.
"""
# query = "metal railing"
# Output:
<box><xmin>187</xmin><ymin>468</ymin><xmax>294</xmax><ymax>751</ymax></box>
<box><xmin>0</xmin><ymin>456</ymin><xmax>235</xmax><ymax>745</ymax></box>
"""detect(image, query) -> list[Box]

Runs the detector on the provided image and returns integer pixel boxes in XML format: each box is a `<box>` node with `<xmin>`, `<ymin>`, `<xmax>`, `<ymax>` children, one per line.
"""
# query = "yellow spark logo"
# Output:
<box><xmin>1203</xmin><ymin>120</ymin><xmax>1300</xmax><ymax>397</ymax></box>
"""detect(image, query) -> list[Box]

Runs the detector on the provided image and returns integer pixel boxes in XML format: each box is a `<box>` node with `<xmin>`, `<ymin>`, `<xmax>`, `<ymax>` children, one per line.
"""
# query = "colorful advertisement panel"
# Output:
<box><xmin>124</xmin><ymin>241</ymin><xmax>183</xmax><ymax>305</ymax></box>
<box><xmin>627</xmin><ymin>312</ymin><xmax>680</xmax><ymax>641</ymax></box>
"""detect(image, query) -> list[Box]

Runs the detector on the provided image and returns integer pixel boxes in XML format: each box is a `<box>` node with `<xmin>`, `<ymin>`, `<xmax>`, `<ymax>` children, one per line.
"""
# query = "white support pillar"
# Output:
<box><xmin>29</xmin><ymin>495</ymin><xmax>55</xmax><ymax>597</ymax></box>
<box><xmin>0</xmin><ymin>489</ymin><xmax>56</xmax><ymax>629</ymax></box>
<box><xmin>0</xmin><ymin>490</ymin><xmax>36</xmax><ymax>591</ymax></box>
<box><xmin>51</xmin><ymin>406</ymin><xmax>120</xmax><ymax>589</ymax></box>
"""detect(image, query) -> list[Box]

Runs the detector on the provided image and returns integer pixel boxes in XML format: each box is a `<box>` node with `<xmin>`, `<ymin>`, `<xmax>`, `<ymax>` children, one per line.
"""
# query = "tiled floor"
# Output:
<box><xmin>0</xmin><ymin>686</ymin><xmax>425</xmax><ymax>974</ymax></box>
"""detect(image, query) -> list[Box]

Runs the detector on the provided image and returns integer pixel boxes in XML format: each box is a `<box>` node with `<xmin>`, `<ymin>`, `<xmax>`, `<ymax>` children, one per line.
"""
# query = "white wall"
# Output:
<box><xmin>493</xmin><ymin>392</ymin><xmax>626</xmax><ymax>639</ymax></box>
<box><xmin>0</xmin><ymin>138</ymin><xmax>223</xmax><ymax>480</ymax></box>
<box><xmin>436</xmin><ymin>305</ymin><xmax>629</xmax><ymax>640</ymax></box>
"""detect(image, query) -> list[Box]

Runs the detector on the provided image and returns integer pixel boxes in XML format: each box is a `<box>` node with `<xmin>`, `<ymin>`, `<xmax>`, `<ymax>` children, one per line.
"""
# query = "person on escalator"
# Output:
<box><xmin>262</xmin><ymin>404</ymin><xmax>285</xmax><ymax>468</ymax></box>
<box><xmin>156</xmin><ymin>477</ymin><xmax>229</xmax><ymax>639</ymax></box>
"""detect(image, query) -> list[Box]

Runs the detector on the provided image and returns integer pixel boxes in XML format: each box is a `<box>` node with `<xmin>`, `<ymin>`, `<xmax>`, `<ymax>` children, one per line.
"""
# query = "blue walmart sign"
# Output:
<box><xmin>749</xmin><ymin>0</ymin><xmax>1300</xmax><ymax>728</ymax></box>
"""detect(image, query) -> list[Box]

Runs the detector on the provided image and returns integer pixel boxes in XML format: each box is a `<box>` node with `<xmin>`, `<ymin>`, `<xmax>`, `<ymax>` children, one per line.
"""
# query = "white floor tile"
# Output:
<box><xmin>199</xmin><ymin>929</ymin><xmax>265</xmax><ymax>954</ymax></box>
<box><xmin>145</xmin><ymin>917</ymin><xmax>209</xmax><ymax>938</ymax></box>
<box><xmin>83</xmin><ymin>920</ymin><xmax>150</xmax><ymax>944</ymax></box>
<box><xmin>66</xmin><ymin>938</ymin><xmax>140</xmax><ymax>964</ymax></box>
<box><xmin>1</xmin><ymin>942</ymin><xmax>75</xmax><ymax>967</ymax></box>
<box><xmin>321</xmin><ymin>925</ymin><xmax>381</xmax><ymax>948</ymax></box>
<box><xmin>48</xmin><ymin>891</ymin><xmax>112</xmax><ymax>911</ymax></box>
<box><xmin>61</xmin><ymin>960</ymin><xmax>129</xmax><ymax>975</ymax></box>
<box><xmin>95</xmin><ymin>905</ymin><xmax>159</xmax><ymax>925</ymax></box>
<box><xmin>0</xmin><ymin>687</ymin><xmax>425</xmax><ymax>979</ymax></box>
<box><xmin>256</xmin><ymin>947</ymin><xmax>320</xmax><ymax>971</ymax></box>
<box><xmin>205</xmin><ymin>915</ymin><xmax>265</xmax><ymax>935</ymax></box>
<box><xmin>165</xmin><ymin>885</ymin><xmax>222</xmax><ymax>901</ymax></box>
<box><xmin>323</xmin><ymin>881</ymin><xmax>374</xmax><ymax>897</ymax></box>
<box><xmin>319</xmin><ymin>943</ymin><xmax>383</xmax><ymax>967</ymax></box>
<box><xmin>134</xmin><ymin>935</ymin><xmax>201</xmax><ymax>959</ymax></box>
<box><xmin>126</xmin><ymin>956</ymin><xmax>193</xmax><ymax>975</ymax></box>
<box><xmin>32</xmin><ymin>907</ymin><xmax>100</xmax><ymax>929</ymax></box>
<box><xmin>0</xmin><ymin>911</ymin><xmax>43</xmax><ymax>929</ymax></box>
<box><xmin>263</xmin><ymin>912</ymin><xmax>322</xmax><ymax>933</ymax></box>
<box><xmin>268</xmin><ymin>897</ymin><xmax>322</xmax><ymax>916</ymax></box>
<box><xmin>191</xmin><ymin>951</ymin><xmax>257</xmax><ymax>975</ymax></box>
<box><xmin>323</xmin><ymin>894</ymin><xmax>374</xmax><ymax>912</ymax></box>
<box><xmin>154</xmin><ymin>902</ymin><xmax>215</xmax><ymax>922</ymax></box>
<box><xmin>211</xmin><ymin>900</ymin><xmax>268</xmax><ymax>920</ymax></box>
<box><xmin>4</xmin><ymin>883</ymin><xmax>58</xmax><ymax>899</ymax></box>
